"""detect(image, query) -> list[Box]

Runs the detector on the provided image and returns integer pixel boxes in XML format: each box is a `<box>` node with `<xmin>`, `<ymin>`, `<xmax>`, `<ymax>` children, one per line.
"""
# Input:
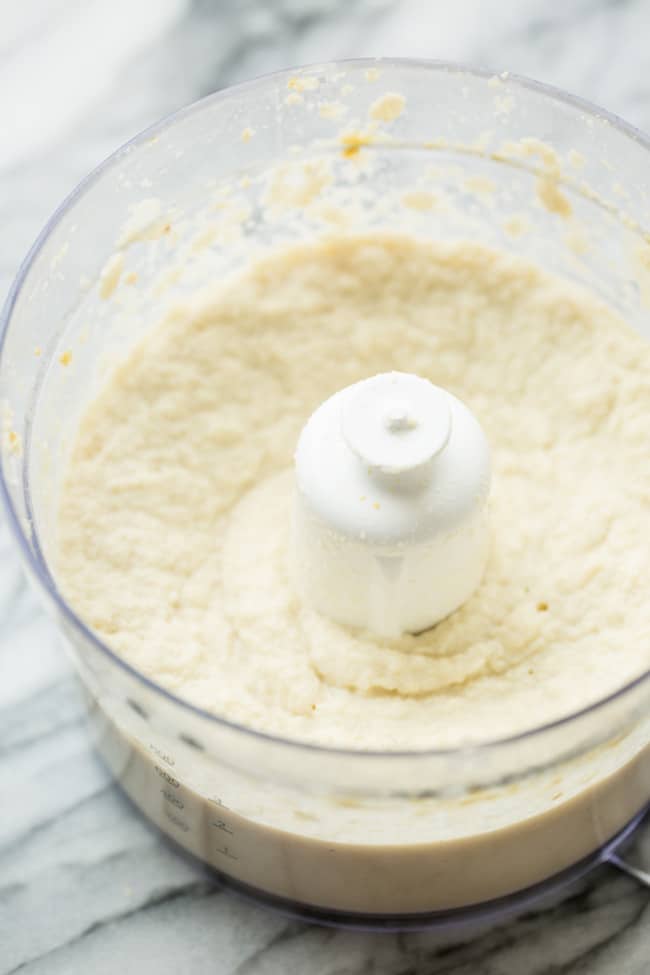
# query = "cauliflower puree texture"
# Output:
<box><xmin>58</xmin><ymin>234</ymin><xmax>650</xmax><ymax>750</ymax></box>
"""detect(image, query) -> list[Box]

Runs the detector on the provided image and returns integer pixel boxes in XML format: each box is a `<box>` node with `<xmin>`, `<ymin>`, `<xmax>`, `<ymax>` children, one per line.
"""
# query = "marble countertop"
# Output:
<box><xmin>2</xmin><ymin>1</ymin><xmax>649</xmax><ymax>971</ymax></box>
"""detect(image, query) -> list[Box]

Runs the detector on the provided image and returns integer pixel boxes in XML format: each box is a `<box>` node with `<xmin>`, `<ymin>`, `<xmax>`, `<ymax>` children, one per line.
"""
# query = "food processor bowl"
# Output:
<box><xmin>1</xmin><ymin>59</ymin><xmax>649</xmax><ymax>928</ymax></box>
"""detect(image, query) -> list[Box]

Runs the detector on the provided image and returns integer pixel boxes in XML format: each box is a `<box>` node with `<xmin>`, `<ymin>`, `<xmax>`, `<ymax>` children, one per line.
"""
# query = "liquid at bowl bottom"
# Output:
<box><xmin>84</xmin><ymin>690</ymin><xmax>650</xmax><ymax>924</ymax></box>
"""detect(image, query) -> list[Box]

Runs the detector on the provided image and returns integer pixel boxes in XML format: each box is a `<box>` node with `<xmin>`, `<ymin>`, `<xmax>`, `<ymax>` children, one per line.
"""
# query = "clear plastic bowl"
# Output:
<box><xmin>1</xmin><ymin>59</ymin><xmax>649</xmax><ymax>929</ymax></box>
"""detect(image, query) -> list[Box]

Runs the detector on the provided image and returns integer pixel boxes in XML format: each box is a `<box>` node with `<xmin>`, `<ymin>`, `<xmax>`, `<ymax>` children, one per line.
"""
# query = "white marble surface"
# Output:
<box><xmin>1</xmin><ymin>1</ymin><xmax>650</xmax><ymax>972</ymax></box>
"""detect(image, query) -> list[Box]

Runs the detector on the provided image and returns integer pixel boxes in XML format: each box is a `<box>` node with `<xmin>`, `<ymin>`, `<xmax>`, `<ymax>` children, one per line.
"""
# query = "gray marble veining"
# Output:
<box><xmin>1</xmin><ymin>1</ymin><xmax>649</xmax><ymax>971</ymax></box>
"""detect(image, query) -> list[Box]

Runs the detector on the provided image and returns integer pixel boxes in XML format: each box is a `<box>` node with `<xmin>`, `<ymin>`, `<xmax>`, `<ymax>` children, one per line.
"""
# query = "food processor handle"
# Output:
<box><xmin>607</xmin><ymin>854</ymin><xmax>650</xmax><ymax>888</ymax></box>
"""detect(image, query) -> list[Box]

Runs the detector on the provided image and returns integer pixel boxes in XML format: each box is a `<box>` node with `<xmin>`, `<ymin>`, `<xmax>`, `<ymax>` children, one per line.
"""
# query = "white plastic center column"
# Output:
<box><xmin>292</xmin><ymin>372</ymin><xmax>491</xmax><ymax>637</ymax></box>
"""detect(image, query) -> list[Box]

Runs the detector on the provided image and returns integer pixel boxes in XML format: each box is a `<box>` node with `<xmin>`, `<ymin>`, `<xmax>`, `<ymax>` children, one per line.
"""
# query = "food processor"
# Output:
<box><xmin>1</xmin><ymin>59</ymin><xmax>649</xmax><ymax>930</ymax></box>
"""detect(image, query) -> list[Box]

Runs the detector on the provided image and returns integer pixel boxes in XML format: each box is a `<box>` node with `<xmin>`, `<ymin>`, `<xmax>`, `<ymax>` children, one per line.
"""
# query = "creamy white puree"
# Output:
<box><xmin>58</xmin><ymin>234</ymin><xmax>650</xmax><ymax>751</ymax></box>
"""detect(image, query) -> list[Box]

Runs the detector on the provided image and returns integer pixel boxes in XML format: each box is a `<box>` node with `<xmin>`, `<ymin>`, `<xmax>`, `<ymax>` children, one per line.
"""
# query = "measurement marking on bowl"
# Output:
<box><xmin>211</xmin><ymin>817</ymin><xmax>233</xmax><ymax>835</ymax></box>
<box><xmin>215</xmin><ymin>845</ymin><xmax>238</xmax><ymax>860</ymax></box>
<box><xmin>208</xmin><ymin>796</ymin><xmax>229</xmax><ymax>810</ymax></box>
<box><xmin>161</xmin><ymin>788</ymin><xmax>184</xmax><ymax>809</ymax></box>
<box><xmin>154</xmin><ymin>764</ymin><xmax>180</xmax><ymax>788</ymax></box>
<box><xmin>164</xmin><ymin>807</ymin><xmax>190</xmax><ymax>832</ymax></box>
<box><xmin>149</xmin><ymin>743</ymin><xmax>175</xmax><ymax>766</ymax></box>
